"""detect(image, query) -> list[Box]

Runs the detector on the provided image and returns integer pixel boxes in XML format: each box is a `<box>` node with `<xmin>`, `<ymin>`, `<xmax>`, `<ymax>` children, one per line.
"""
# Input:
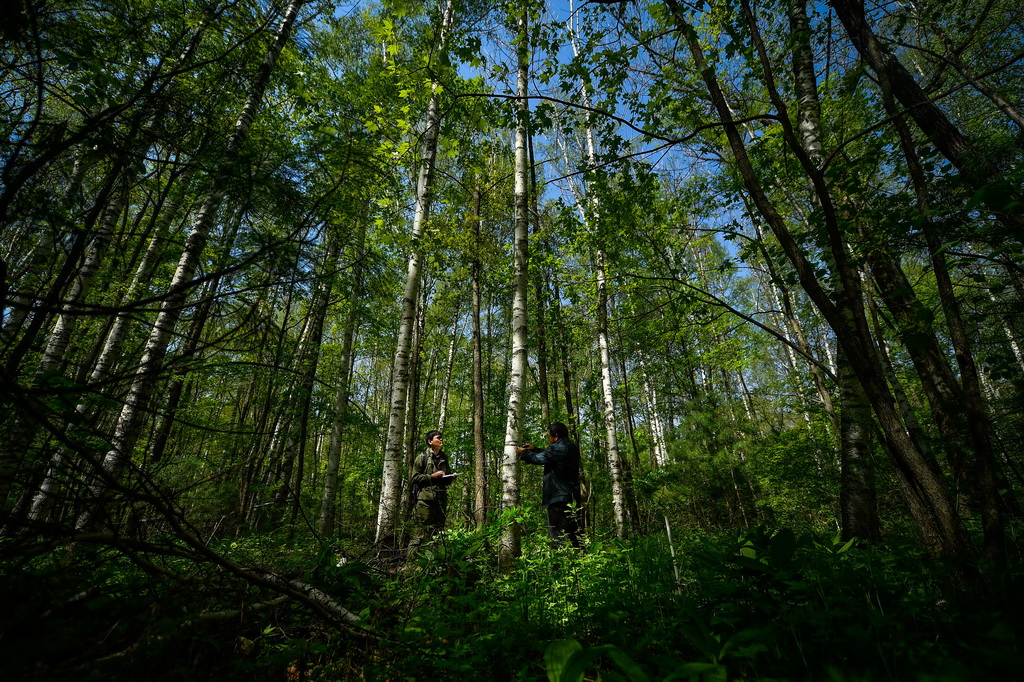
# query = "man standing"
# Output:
<box><xmin>407</xmin><ymin>430</ymin><xmax>455</xmax><ymax>555</ymax></box>
<box><xmin>517</xmin><ymin>422</ymin><xmax>583</xmax><ymax>549</ymax></box>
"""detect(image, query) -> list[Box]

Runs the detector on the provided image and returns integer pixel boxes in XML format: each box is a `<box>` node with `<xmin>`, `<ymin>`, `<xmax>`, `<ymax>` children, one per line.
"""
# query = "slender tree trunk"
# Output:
<box><xmin>881</xmin><ymin>83</ymin><xmax>1006</xmax><ymax>568</ymax></box>
<box><xmin>596</xmin><ymin>250</ymin><xmax>630</xmax><ymax>536</ymax></box>
<box><xmin>1</xmin><ymin>154</ymin><xmax>90</xmax><ymax>346</ymax></box>
<box><xmin>641</xmin><ymin>358</ymin><xmax>668</xmax><ymax>467</ymax></box>
<box><xmin>828</xmin><ymin>0</ymin><xmax>1021</xmax><ymax>228</ymax></box>
<box><xmin>499</xmin><ymin>7</ymin><xmax>531</xmax><ymax>565</ymax></box>
<box><xmin>85</xmin><ymin>159</ymin><xmax>197</xmax><ymax>390</ymax></box>
<box><xmin>74</xmin><ymin>0</ymin><xmax>305</xmax><ymax>530</ymax></box>
<box><xmin>989</xmin><ymin>289</ymin><xmax>1024</xmax><ymax>374</ymax></box>
<box><xmin>528</xmin><ymin>133</ymin><xmax>551</xmax><ymax>425</ymax></box>
<box><xmin>786</xmin><ymin>0</ymin><xmax>877</xmax><ymax>538</ymax></box>
<box><xmin>617</xmin><ymin>353</ymin><xmax>640</xmax><ymax>470</ymax></box>
<box><xmin>274</xmin><ymin>239</ymin><xmax>338</xmax><ymax>530</ymax></box>
<box><xmin>375</xmin><ymin>0</ymin><xmax>455</xmax><ymax>544</ymax></box>
<box><xmin>471</xmin><ymin>186</ymin><xmax>487</xmax><ymax>529</ymax></box>
<box><xmin>576</xmin><ymin>57</ymin><xmax>633</xmax><ymax>535</ymax></box>
<box><xmin>319</xmin><ymin>220</ymin><xmax>366</xmax><ymax>538</ymax></box>
<box><xmin>0</xmin><ymin>157</ymin><xmax>131</xmax><ymax>505</ymax></box>
<box><xmin>554</xmin><ymin>280</ymin><xmax>579</xmax><ymax>441</ymax></box>
<box><xmin>753</xmin><ymin>220</ymin><xmax>838</xmax><ymax>434</ymax></box>
<box><xmin>838</xmin><ymin>347</ymin><xmax>881</xmax><ymax>542</ymax></box>
<box><xmin>151</xmin><ymin>207</ymin><xmax>244</xmax><ymax>464</ymax></box>
<box><xmin>672</xmin><ymin>0</ymin><xmax>973</xmax><ymax>561</ymax></box>
<box><xmin>402</xmin><ymin>282</ymin><xmax>427</xmax><ymax>520</ymax></box>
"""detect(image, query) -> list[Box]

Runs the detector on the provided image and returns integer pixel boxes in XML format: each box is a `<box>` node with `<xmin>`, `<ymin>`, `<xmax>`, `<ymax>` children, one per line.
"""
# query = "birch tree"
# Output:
<box><xmin>499</xmin><ymin>4</ymin><xmax>532</xmax><ymax>565</ymax></box>
<box><xmin>374</xmin><ymin>0</ymin><xmax>456</xmax><ymax>544</ymax></box>
<box><xmin>75</xmin><ymin>0</ymin><xmax>306</xmax><ymax>530</ymax></box>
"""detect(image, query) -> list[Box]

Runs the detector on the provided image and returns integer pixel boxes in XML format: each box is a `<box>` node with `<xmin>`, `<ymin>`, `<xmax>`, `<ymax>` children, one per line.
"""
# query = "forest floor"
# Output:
<box><xmin>2</xmin><ymin>519</ymin><xmax>1022</xmax><ymax>681</ymax></box>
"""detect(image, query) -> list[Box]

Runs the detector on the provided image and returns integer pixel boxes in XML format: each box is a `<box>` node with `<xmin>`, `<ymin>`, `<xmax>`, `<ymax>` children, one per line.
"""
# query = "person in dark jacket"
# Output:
<box><xmin>517</xmin><ymin>422</ymin><xmax>583</xmax><ymax>549</ymax></box>
<box><xmin>407</xmin><ymin>430</ymin><xmax>456</xmax><ymax>556</ymax></box>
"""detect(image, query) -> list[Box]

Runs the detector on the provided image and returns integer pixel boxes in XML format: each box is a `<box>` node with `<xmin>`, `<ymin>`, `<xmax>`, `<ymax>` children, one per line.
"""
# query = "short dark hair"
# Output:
<box><xmin>425</xmin><ymin>430</ymin><xmax>442</xmax><ymax>445</ymax></box>
<box><xmin>548</xmin><ymin>422</ymin><xmax>569</xmax><ymax>440</ymax></box>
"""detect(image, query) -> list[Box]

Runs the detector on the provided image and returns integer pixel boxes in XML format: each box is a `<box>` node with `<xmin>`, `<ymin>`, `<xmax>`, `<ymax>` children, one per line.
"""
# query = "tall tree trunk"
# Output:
<box><xmin>672</xmin><ymin>0</ymin><xmax>974</xmax><ymax>562</ymax></box>
<box><xmin>570</xmin><ymin>16</ymin><xmax>634</xmax><ymax>535</ymax></box>
<box><xmin>402</xmin><ymin>282</ymin><xmax>427</xmax><ymax>520</ymax></box>
<box><xmin>617</xmin><ymin>353</ymin><xmax>640</xmax><ymax>470</ymax></box>
<box><xmin>1</xmin><ymin>154</ymin><xmax>91</xmax><ymax>346</ymax></box>
<box><xmin>499</xmin><ymin>7</ymin><xmax>531</xmax><ymax>565</ymax></box>
<box><xmin>554</xmin><ymin>279</ymin><xmax>579</xmax><ymax>441</ymax></box>
<box><xmin>74</xmin><ymin>0</ymin><xmax>304</xmax><ymax>530</ymax></box>
<box><xmin>273</xmin><ymin>238</ymin><xmax>338</xmax><ymax>530</ymax></box>
<box><xmin>0</xmin><ymin>157</ymin><xmax>131</xmax><ymax>502</ymax></box>
<box><xmin>641</xmin><ymin>358</ymin><xmax>668</xmax><ymax>467</ymax></box>
<box><xmin>596</xmin><ymin>250</ymin><xmax>630</xmax><ymax>536</ymax></box>
<box><xmin>150</xmin><ymin>206</ymin><xmax>243</xmax><ymax>464</ymax></box>
<box><xmin>881</xmin><ymin>80</ymin><xmax>1006</xmax><ymax>568</ymax></box>
<box><xmin>753</xmin><ymin>219</ymin><xmax>838</xmax><ymax>435</ymax></box>
<box><xmin>787</xmin><ymin>0</ymin><xmax>876</xmax><ymax>539</ymax></box>
<box><xmin>528</xmin><ymin>133</ymin><xmax>551</xmax><ymax>425</ymax></box>
<box><xmin>0</xmin><ymin>156</ymin><xmax>126</xmax><ymax>512</ymax></box>
<box><xmin>375</xmin><ymin>0</ymin><xmax>455</xmax><ymax>544</ymax></box>
<box><xmin>838</xmin><ymin>347</ymin><xmax>881</xmax><ymax>542</ymax></box>
<box><xmin>84</xmin><ymin>158</ymin><xmax>197</xmax><ymax>391</ymax></box>
<box><xmin>471</xmin><ymin>186</ymin><xmax>487</xmax><ymax>530</ymax></box>
<box><xmin>319</xmin><ymin>220</ymin><xmax>366</xmax><ymax>538</ymax></box>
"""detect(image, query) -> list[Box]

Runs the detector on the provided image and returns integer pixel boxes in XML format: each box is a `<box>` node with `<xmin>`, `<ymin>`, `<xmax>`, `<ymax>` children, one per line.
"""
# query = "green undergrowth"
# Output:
<box><xmin>2</xmin><ymin>521</ymin><xmax>1021</xmax><ymax>680</ymax></box>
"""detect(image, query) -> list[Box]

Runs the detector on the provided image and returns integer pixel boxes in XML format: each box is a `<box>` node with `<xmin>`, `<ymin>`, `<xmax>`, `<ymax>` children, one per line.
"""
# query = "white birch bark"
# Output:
<box><xmin>989</xmin><ymin>289</ymin><xmax>1024</xmax><ymax>374</ymax></box>
<box><xmin>75</xmin><ymin>0</ymin><xmax>304</xmax><ymax>530</ymax></box>
<box><xmin>375</xmin><ymin>0</ymin><xmax>455</xmax><ymax>543</ymax></box>
<box><xmin>564</xmin><ymin>5</ymin><xmax>630</xmax><ymax>535</ymax></box>
<box><xmin>499</xmin><ymin>7</ymin><xmax>531</xmax><ymax>565</ymax></box>
<box><xmin>0</xmin><ymin>165</ymin><xmax>131</xmax><ymax>482</ymax></box>
<box><xmin>640</xmin><ymin>360</ymin><xmax>669</xmax><ymax>467</ymax></box>
<box><xmin>47</xmin><ymin>14</ymin><xmax>210</xmax><ymax>388</ymax></box>
<box><xmin>86</xmin><ymin>160</ymin><xmax>196</xmax><ymax>388</ymax></box>
<box><xmin>1</xmin><ymin>156</ymin><xmax>89</xmax><ymax>344</ymax></box>
<box><xmin>595</xmin><ymin>249</ymin><xmax>629</xmax><ymax>535</ymax></box>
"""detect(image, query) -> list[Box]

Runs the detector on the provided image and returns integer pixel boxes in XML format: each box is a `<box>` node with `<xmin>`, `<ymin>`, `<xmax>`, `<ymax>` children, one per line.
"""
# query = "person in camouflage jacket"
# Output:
<box><xmin>407</xmin><ymin>430</ymin><xmax>456</xmax><ymax>555</ymax></box>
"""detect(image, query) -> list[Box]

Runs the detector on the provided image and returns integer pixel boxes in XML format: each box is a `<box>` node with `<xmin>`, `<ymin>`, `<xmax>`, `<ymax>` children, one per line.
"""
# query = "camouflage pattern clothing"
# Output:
<box><xmin>406</xmin><ymin>448</ymin><xmax>452</xmax><ymax>555</ymax></box>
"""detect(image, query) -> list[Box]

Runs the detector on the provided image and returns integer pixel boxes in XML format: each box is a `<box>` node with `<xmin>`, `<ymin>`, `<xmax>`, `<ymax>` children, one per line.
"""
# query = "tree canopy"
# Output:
<box><xmin>1</xmin><ymin>0</ymin><xmax>1023</xmax><ymax>678</ymax></box>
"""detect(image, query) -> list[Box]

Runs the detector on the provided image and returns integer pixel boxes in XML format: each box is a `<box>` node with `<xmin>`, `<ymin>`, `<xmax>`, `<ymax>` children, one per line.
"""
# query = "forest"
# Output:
<box><xmin>1</xmin><ymin>0</ymin><xmax>1023</xmax><ymax>678</ymax></box>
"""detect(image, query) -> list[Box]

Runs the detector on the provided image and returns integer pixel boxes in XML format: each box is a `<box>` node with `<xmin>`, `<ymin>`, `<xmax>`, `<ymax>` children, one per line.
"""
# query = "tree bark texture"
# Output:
<box><xmin>499</xmin><ymin>8</ymin><xmax>531</xmax><ymax>566</ymax></box>
<box><xmin>375</xmin><ymin>0</ymin><xmax>456</xmax><ymax>545</ymax></box>
<box><xmin>670</xmin><ymin>0</ymin><xmax>974</xmax><ymax>562</ymax></box>
<box><xmin>74</xmin><ymin>0</ymin><xmax>305</xmax><ymax>531</ymax></box>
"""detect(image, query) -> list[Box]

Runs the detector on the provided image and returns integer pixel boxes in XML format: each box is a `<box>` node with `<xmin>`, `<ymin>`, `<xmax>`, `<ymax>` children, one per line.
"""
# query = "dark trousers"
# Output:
<box><xmin>546</xmin><ymin>501</ymin><xmax>582</xmax><ymax>549</ymax></box>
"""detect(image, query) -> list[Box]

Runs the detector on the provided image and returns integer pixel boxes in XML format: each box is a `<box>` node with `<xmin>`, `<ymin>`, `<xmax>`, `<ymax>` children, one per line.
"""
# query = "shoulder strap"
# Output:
<box><xmin>411</xmin><ymin>451</ymin><xmax>429</xmax><ymax>491</ymax></box>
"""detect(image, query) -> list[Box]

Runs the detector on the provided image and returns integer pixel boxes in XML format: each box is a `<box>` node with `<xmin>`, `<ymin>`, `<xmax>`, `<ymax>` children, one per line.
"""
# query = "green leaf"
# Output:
<box><xmin>606</xmin><ymin>648</ymin><xmax>650</xmax><ymax>682</ymax></box>
<box><xmin>560</xmin><ymin>645</ymin><xmax>618</xmax><ymax>682</ymax></box>
<box><xmin>545</xmin><ymin>639</ymin><xmax>582</xmax><ymax>682</ymax></box>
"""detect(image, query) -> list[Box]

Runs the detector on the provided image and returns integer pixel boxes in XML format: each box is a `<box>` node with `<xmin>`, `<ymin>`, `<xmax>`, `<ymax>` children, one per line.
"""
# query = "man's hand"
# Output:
<box><xmin>431</xmin><ymin>470</ymin><xmax>444</xmax><ymax>479</ymax></box>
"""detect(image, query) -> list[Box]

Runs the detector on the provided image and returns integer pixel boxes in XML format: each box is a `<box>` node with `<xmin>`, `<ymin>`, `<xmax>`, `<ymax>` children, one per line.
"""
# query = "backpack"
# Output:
<box><xmin>410</xmin><ymin>451</ymin><xmax>430</xmax><ymax>498</ymax></box>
